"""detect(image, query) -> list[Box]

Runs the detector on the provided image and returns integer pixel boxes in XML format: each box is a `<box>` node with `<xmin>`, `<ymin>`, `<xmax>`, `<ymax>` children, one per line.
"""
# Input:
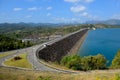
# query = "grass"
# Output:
<box><xmin>4</xmin><ymin>53</ymin><xmax>33</xmax><ymax>69</ymax></box>
<box><xmin>40</xmin><ymin>60</ymin><xmax>72</xmax><ymax>70</ymax></box>
<box><xmin>0</xmin><ymin>51</ymin><xmax>16</xmax><ymax>58</ymax></box>
<box><xmin>0</xmin><ymin>67</ymin><xmax>120</xmax><ymax>80</ymax></box>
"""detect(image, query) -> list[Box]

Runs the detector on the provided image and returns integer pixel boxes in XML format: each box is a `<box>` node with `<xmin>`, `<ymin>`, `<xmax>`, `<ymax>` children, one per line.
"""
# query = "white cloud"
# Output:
<box><xmin>47</xmin><ymin>13</ymin><xmax>51</xmax><ymax>16</ymax></box>
<box><xmin>80</xmin><ymin>12</ymin><xmax>91</xmax><ymax>17</ymax></box>
<box><xmin>112</xmin><ymin>14</ymin><xmax>120</xmax><ymax>19</ymax></box>
<box><xmin>82</xmin><ymin>12</ymin><xmax>88</xmax><ymax>16</ymax></box>
<box><xmin>64</xmin><ymin>0</ymin><xmax>94</xmax><ymax>3</ymax></box>
<box><xmin>55</xmin><ymin>17</ymin><xmax>65</xmax><ymax>21</ymax></box>
<box><xmin>71</xmin><ymin>18</ymin><xmax>81</xmax><ymax>22</ymax></box>
<box><xmin>79</xmin><ymin>12</ymin><xmax>98</xmax><ymax>20</ymax></box>
<box><xmin>83</xmin><ymin>0</ymin><xmax>94</xmax><ymax>3</ymax></box>
<box><xmin>46</xmin><ymin>7</ymin><xmax>52</xmax><ymax>10</ymax></box>
<box><xmin>54</xmin><ymin>17</ymin><xmax>81</xmax><ymax>23</ymax></box>
<box><xmin>26</xmin><ymin>15</ymin><xmax>32</xmax><ymax>18</ymax></box>
<box><xmin>28</xmin><ymin>7</ymin><xmax>37</xmax><ymax>11</ymax></box>
<box><xmin>13</xmin><ymin>8</ymin><xmax>22</xmax><ymax>11</ymax></box>
<box><xmin>70</xmin><ymin>5</ymin><xmax>86</xmax><ymax>13</ymax></box>
<box><xmin>64</xmin><ymin>0</ymin><xmax>79</xmax><ymax>3</ymax></box>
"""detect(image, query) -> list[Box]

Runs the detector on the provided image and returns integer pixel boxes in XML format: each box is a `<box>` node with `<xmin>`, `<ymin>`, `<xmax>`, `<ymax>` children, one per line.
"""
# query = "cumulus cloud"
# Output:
<box><xmin>83</xmin><ymin>0</ymin><xmax>94</xmax><ymax>3</ymax></box>
<box><xmin>54</xmin><ymin>17</ymin><xmax>81</xmax><ymax>23</ymax></box>
<box><xmin>26</xmin><ymin>15</ymin><xmax>32</xmax><ymax>18</ymax></box>
<box><xmin>70</xmin><ymin>5</ymin><xmax>86</xmax><ymax>12</ymax></box>
<box><xmin>80</xmin><ymin>12</ymin><xmax>91</xmax><ymax>17</ymax></box>
<box><xmin>71</xmin><ymin>18</ymin><xmax>81</xmax><ymax>22</ymax></box>
<box><xmin>13</xmin><ymin>8</ymin><xmax>22</xmax><ymax>11</ymax></box>
<box><xmin>55</xmin><ymin>17</ymin><xmax>65</xmax><ymax>21</ymax></box>
<box><xmin>64</xmin><ymin>0</ymin><xmax>94</xmax><ymax>3</ymax></box>
<box><xmin>46</xmin><ymin>7</ymin><xmax>52</xmax><ymax>10</ymax></box>
<box><xmin>64</xmin><ymin>0</ymin><xmax>79</xmax><ymax>3</ymax></box>
<box><xmin>112</xmin><ymin>14</ymin><xmax>120</xmax><ymax>19</ymax></box>
<box><xmin>47</xmin><ymin>13</ymin><xmax>51</xmax><ymax>16</ymax></box>
<box><xmin>79</xmin><ymin>12</ymin><xmax>98</xmax><ymax>20</ymax></box>
<box><xmin>28</xmin><ymin>7</ymin><xmax>37</xmax><ymax>11</ymax></box>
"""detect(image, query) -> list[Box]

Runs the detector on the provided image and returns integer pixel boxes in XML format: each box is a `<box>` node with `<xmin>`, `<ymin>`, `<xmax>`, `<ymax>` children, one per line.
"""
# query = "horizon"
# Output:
<box><xmin>0</xmin><ymin>19</ymin><xmax>120</xmax><ymax>24</ymax></box>
<box><xmin>0</xmin><ymin>0</ymin><xmax>120</xmax><ymax>23</ymax></box>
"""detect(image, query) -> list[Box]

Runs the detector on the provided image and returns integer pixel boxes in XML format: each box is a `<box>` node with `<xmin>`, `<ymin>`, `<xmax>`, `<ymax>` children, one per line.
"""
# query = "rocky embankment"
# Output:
<box><xmin>36</xmin><ymin>29</ymin><xmax>89</xmax><ymax>62</ymax></box>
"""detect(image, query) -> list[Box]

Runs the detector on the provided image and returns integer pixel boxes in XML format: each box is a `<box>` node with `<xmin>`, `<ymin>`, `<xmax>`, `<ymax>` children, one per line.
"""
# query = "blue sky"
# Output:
<box><xmin>0</xmin><ymin>0</ymin><xmax>120</xmax><ymax>23</ymax></box>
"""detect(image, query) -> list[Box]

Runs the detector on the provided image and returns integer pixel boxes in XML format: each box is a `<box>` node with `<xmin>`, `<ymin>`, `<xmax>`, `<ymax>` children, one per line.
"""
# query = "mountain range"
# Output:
<box><xmin>85</xmin><ymin>19</ymin><xmax>120</xmax><ymax>25</ymax></box>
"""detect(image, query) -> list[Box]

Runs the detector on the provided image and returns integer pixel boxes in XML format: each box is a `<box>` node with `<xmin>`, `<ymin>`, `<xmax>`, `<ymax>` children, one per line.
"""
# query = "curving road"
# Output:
<box><xmin>26</xmin><ymin>45</ymin><xmax>59</xmax><ymax>72</ymax></box>
<box><xmin>0</xmin><ymin>44</ymin><xmax>58</xmax><ymax>71</ymax></box>
<box><xmin>0</xmin><ymin>44</ymin><xmax>77</xmax><ymax>73</ymax></box>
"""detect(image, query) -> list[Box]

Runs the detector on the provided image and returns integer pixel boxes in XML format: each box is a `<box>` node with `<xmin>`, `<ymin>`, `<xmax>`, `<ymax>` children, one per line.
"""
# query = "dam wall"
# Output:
<box><xmin>36</xmin><ymin>29</ymin><xmax>89</xmax><ymax>62</ymax></box>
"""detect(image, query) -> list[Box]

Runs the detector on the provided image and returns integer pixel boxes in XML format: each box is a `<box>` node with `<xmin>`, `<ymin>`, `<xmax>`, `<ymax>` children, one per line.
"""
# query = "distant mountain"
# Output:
<box><xmin>85</xmin><ymin>19</ymin><xmax>120</xmax><ymax>25</ymax></box>
<box><xmin>0</xmin><ymin>22</ymin><xmax>77</xmax><ymax>29</ymax></box>
<box><xmin>0</xmin><ymin>22</ymin><xmax>80</xmax><ymax>33</ymax></box>
<box><xmin>0</xmin><ymin>22</ymin><xmax>62</xmax><ymax>28</ymax></box>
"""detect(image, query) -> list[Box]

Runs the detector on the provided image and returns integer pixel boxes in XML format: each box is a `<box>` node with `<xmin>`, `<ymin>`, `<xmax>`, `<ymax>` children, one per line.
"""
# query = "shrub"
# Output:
<box><xmin>111</xmin><ymin>50</ymin><xmax>120</xmax><ymax>69</ymax></box>
<box><xmin>37</xmin><ymin>76</ymin><xmax>51</xmax><ymax>80</ymax></box>
<box><xmin>81</xmin><ymin>54</ymin><xmax>107</xmax><ymax>71</ymax></box>
<box><xmin>13</xmin><ymin>56</ymin><xmax>22</xmax><ymax>61</ymax></box>
<box><xmin>60</xmin><ymin>55</ymin><xmax>82</xmax><ymax>70</ymax></box>
<box><xmin>60</xmin><ymin>54</ymin><xmax>107</xmax><ymax>71</ymax></box>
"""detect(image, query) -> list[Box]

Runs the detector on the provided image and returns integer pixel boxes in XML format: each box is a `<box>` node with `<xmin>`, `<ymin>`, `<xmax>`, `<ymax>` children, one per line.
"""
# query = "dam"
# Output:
<box><xmin>36</xmin><ymin>28</ymin><xmax>89</xmax><ymax>63</ymax></box>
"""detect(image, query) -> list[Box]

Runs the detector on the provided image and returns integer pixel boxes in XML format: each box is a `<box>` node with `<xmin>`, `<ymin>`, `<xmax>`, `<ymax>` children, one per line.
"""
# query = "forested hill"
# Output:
<box><xmin>0</xmin><ymin>23</ymin><xmax>69</xmax><ymax>33</ymax></box>
<box><xmin>0</xmin><ymin>23</ymin><xmax>83</xmax><ymax>39</ymax></box>
<box><xmin>0</xmin><ymin>35</ymin><xmax>33</xmax><ymax>52</ymax></box>
<box><xmin>0</xmin><ymin>23</ymin><xmax>119</xmax><ymax>39</ymax></box>
<box><xmin>85</xmin><ymin>19</ymin><xmax>120</xmax><ymax>25</ymax></box>
<box><xmin>0</xmin><ymin>23</ymin><xmax>52</xmax><ymax>33</ymax></box>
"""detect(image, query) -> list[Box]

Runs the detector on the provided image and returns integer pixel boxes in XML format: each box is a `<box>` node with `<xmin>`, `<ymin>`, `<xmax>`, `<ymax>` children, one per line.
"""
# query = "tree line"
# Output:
<box><xmin>0</xmin><ymin>35</ymin><xmax>33</xmax><ymax>52</ymax></box>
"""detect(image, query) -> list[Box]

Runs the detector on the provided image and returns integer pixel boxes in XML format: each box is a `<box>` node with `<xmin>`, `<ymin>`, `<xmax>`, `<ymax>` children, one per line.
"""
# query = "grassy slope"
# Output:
<box><xmin>0</xmin><ymin>67</ymin><xmax>120</xmax><ymax>80</ymax></box>
<box><xmin>4</xmin><ymin>53</ymin><xmax>32</xmax><ymax>69</ymax></box>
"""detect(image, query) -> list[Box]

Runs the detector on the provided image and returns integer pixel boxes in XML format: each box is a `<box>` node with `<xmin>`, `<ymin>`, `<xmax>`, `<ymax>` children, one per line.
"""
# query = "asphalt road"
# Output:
<box><xmin>0</xmin><ymin>44</ymin><xmax>61</xmax><ymax>72</ymax></box>
<box><xmin>26</xmin><ymin>45</ymin><xmax>59</xmax><ymax>72</ymax></box>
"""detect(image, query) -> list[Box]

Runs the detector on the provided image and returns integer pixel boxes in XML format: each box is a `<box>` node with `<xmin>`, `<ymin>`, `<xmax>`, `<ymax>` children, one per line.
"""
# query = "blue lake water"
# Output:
<box><xmin>78</xmin><ymin>28</ymin><xmax>120</xmax><ymax>66</ymax></box>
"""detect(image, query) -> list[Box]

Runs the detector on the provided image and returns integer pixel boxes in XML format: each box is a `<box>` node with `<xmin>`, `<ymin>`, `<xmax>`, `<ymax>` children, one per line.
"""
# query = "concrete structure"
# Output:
<box><xmin>36</xmin><ymin>29</ymin><xmax>89</xmax><ymax>63</ymax></box>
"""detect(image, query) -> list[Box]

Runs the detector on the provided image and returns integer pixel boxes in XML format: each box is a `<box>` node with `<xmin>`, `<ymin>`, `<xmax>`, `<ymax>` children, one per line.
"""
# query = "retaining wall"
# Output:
<box><xmin>36</xmin><ymin>29</ymin><xmax>89</xmax><ymax>63</ymax></box>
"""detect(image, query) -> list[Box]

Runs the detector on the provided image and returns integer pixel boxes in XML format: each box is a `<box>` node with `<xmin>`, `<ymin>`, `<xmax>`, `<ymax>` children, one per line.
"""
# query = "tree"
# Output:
<box><xmin>81</xmin><ymin>54</ymin><xmax>107</xmax><ymax>71</ymax></box>
<box><xmin>0</xmin><ymin>34</ymin><xmax>33</xmax><ymax>52</ymax></box>
<box><xmin>111</xmin><ymin>50</ymin><xmax>120</xmax><ymax>69</ymax></box>
<box><xmin>94</xmin><ymin>54</ymin><xmax>107</xmax><ymax>69</ymax></box>
<box><xmin>60</xmin><ymin>55</ymin><xmax>82</xmax><ymax>70</ymax></box>
<box><xmin>81</xmin><ymin>56</ymin><xmax>94</xmax><ymax>71</ymax></box>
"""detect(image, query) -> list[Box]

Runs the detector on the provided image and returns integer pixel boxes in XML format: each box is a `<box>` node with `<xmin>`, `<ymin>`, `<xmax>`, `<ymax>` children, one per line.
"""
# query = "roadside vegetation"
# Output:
<box><xmin>61</xmin><ymin>50</ymin><xmax>120</xmax><ymax>71</ymax></box>
<box><xmin>4</xmin><ymin>53</ymin><xmax>32</xmax><ymax>69</ymax></box>
<box><xmin>60</xmin><ymin>54</ymin><xmax>107</xmax><ymax>71</ymax></box>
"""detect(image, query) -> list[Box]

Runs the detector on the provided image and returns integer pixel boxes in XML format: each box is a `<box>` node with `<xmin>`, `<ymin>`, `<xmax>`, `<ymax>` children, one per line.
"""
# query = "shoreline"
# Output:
<box><xmin>69</xmin><ymin>30</ymin><xmax>89</xmax><ymax>55</ymax></box>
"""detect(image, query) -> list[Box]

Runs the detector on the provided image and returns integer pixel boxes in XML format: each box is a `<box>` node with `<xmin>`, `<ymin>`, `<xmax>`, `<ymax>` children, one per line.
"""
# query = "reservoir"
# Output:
<box><xmin>78</xmin><ymin>28</ymin><xmax>120</xmax><ymax>66</ymax></box>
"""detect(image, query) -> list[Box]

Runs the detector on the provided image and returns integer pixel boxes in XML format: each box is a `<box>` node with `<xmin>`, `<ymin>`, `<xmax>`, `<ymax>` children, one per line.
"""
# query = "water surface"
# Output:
<box><xmin>78</xmin><ymin>28</ymin><xmax>120</xmax><ymax>66</ymax></box>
